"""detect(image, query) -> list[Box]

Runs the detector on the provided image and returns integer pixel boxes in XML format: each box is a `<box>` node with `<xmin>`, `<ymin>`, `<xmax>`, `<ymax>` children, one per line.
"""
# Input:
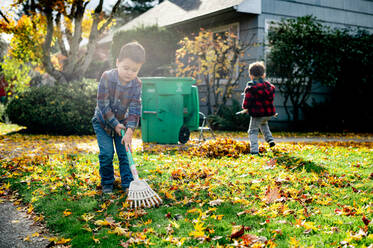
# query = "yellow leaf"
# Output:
<box><xmin>109</xmin><ymin>227</ymin><xmax>129</xmax><ymax>236</ymax></box>
<box><xmin>63</xmin><ymin>209</ymin><xmax>72</xmax><ymax>216</ymax></box>
<box><xmin>169</xmin><ymin>220</ymin><xmax>180</xmax><ymax>229</ymax></box>
<box><xmin>94</xmin><ymin>219</ymin><xmax>111</xmax><ymax>226</ymax></box>
<box><xmin>189</xmin><ymin>219</ymin><xmax>206</xmax><ymax>238</ymax></box>
<box><xmin>165</xmin><ymin>191</ymin><xmax>175</xmax><ymax>200</ymax></box>
<box><xmin>303</xmin><ymin>221</ymin><xmax>317</xmax><ymax>231</ymax></box>
<box><xmin>289</xmin><ymin>237</ymin><xmax>299</xmax><ymax>248</ymax></box>
<box><xmin>81</xmin><ymin>213</ymin><xmax>94</xmax><ymax>222</ymax></box>
<box><xmin>55</xmin><ymin>238</ymin><xmax>71</xmax><ymax>245</ymax></box>
<box><xmin>144</xmin><ymin>219</ymin><xmax>152</xmax><ymax>225</ymax></box>
<box><xmin>82</xmin><ymin>224</ymin><xmax>92</xmax><ymax>232</ymax></box>
<box><xmin>92</xmin><ymin>236</ymin><xmax>100</xmax><ymax>244</ymax></box>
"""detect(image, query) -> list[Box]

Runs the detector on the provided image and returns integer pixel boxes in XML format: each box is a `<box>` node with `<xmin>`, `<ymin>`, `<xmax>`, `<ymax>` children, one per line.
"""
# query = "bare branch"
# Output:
<box><xmin>98</xmin><ymin>0</ymin><xmax>122</xmax><ymax>33</ymax></box>
<box><xmin>0</xmin><ymin>10</ymin><xmax>10</xmax><ymax>24</ymax></box>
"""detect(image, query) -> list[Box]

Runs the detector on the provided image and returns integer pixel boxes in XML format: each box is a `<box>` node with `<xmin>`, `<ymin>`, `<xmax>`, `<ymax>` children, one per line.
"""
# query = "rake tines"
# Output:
<box><xmin>126</xmin><ymin>180</ymin><xmax>162</xmax><ymax>208</ymax></box>
<box><xmin>121</xmin><ymin>129</ymin><xmax>162</xmax><ymax>209</ymax></box>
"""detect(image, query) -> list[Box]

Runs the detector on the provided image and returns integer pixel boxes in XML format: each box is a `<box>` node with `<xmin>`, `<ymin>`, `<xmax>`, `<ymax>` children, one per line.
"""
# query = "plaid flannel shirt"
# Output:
<box><xmin>242</xmin><ymin>78</ymin><xmax>276</xmax><ymax>117</ymax></box>
<box><xmin>94</xmin><ymin>69</ymin><xmax>142</xmax><ymax>136</ymax></box>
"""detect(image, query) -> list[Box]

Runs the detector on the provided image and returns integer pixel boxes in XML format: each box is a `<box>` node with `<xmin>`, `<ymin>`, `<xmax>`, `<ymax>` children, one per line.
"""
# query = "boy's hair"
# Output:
<box><xmin>118</xmin><ymin>41</ymin><xmax>146</xmax><ymax>64</ymax></box>
<box><xmin>249</xmin><ymin>61</ymin><xmax>265</xmax><ymax>78</ymax></box>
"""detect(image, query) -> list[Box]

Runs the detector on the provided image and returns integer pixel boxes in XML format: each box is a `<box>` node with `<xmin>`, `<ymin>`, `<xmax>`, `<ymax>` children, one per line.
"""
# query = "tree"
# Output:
<box><xmin>266</xmin><ymin>16</ymin><xmax>335</xmax><ymax>123</ymax></box>
<box><xmin>176</xmin><ymin>29</ymin><xmax>254</xmax><ymax>115</ymax></box>
<box><xmin>0</xmin><ymin>0</ymin><xmax>122</xmax><ymax>83</ymax></box>
<box><xmin>113</xmin><ymin>0</ymin><xmax>157</xmax><ymax>27</ymax></box>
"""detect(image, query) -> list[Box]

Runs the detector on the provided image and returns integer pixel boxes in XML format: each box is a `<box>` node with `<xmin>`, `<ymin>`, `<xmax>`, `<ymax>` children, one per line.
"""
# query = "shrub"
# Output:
<box><xmin>209</xmin><ymin>99</ymin><xmax>251</xmax><ymax>131</ymax></box>
<box><xmin>6</xmin><ymin>78</ymin><xmax>97</xmax><ymax>134</ymax></box>
<box><xmin>112</xmin><ymin>25</ymin><xmax>181</xmax><ymax>76</ymax></box>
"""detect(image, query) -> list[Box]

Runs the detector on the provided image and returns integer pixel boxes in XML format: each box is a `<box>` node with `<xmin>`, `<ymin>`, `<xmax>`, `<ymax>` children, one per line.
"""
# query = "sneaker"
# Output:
<box><xmin>102</xmin><ymin>184</ymin><xmax>113</xmax><ymax>194</ymax></box>
<box><xmin>269</xmin><ymin>141</ymin><xmax>276</xmax><ymax>148</ymax></box>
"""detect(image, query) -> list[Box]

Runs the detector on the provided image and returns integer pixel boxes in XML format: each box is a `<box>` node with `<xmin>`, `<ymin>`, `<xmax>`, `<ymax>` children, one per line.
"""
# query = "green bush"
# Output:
<box><xmin>209</xmin><ymin>99</ymin><xmax>251</xmax><ymax>131</ymax></box>
<box><xmin>6</xmin><ymin>79</ymin><xmax>97</xmax><ymax>134</ymax></box>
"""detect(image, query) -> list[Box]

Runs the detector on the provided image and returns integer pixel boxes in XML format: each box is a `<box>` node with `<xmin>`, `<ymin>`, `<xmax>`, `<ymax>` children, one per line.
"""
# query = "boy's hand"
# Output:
<box><xmin>121</xmin><ymin>128</ymin><xmax>133</xmax><ymax>152</ymax></box>
<box><xmin>115</xmin><ymin>123</ymin><xmax>126</xmax><ymax>136</ymax></box>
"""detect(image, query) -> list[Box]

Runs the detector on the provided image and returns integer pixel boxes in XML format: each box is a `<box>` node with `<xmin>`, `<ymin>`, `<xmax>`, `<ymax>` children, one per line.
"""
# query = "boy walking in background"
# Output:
<box><xmin>242</xmin><ymin>61</ymin><xmax>276</xmax><ymax>154</ymax></box>
<box><xmin>92</xmin><ymin>41</ymin><xmax>145</xmax><ymax>194</ymax></box>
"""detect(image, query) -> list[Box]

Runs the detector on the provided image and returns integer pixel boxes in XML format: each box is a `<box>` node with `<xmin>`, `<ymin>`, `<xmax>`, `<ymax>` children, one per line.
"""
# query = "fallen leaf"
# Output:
<box><xmin>265</xmin><ymin>185</ymin><xmax>281</xmax><ymax>204</ymax></box>
<box><xmin>209</xmin><ymin>199</ymin><xmax>224</xmax><ymax>206</ymax></box>
<box><xmin>63</xmin><ymin>209</ymin><xmax>72</xmax><ymax>216</ymax></box>
<box><xmin>92</xmin><ymin>236</ymin><xmax>100</xmax><ymax>244</ymax></box>
<box><xmin>362</xmin><ymin>215</ymin><xmax>370</xmax><ymax>226</ymax></box>
<box><xmin>241</xmin><ymin>234</ymin><xmax>259</xmax><ymax>246</ymax></box>
<box><xmin>230</xmin><ymin>225</ymin><xmax>245</xmax><ymax>239</ymax></box>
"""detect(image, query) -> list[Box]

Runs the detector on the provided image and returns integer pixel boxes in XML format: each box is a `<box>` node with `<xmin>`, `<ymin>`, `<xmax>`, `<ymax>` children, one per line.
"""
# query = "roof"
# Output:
<box><xmin>98</xmin><ymin>0</ymin><xmax>261</xmax><ymax>44</ymax></box>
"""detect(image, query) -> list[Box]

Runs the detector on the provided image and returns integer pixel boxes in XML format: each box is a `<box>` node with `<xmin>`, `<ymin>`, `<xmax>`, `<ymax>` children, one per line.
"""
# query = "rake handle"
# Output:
<box><xmin>121</xmin><ymin>129</ymin><xmax>139</xmax><ymax>181</ymax></box>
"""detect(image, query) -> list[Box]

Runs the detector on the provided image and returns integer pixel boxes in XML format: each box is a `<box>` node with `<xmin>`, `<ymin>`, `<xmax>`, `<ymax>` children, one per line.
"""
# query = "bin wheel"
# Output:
<box><xmin>179</xmin><ymin>126</ymin><xmax>190</xmax><ymax>144</ymax></box>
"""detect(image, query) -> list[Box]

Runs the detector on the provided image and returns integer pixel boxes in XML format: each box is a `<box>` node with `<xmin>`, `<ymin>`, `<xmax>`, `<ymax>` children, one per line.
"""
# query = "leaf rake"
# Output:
<box><xmin>121</xmin><ymin>130</ymin><xmax>162</xmax><ymax>208</ymax></box>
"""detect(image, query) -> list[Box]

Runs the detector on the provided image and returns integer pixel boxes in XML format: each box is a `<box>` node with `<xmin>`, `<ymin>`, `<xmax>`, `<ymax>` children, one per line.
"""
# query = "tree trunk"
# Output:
<box><xmin>42</xmin><ymin>8</ymin><xmax>67</xmax><ymax>83</ymax></box>
<box><xmin>205</xmin><ymin>74</ymin><xmax>212</xmax><ymax>115</ymax></box>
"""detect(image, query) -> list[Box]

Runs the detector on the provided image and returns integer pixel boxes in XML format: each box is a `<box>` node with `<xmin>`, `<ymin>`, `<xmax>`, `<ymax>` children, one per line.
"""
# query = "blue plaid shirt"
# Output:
<box><xmin>94</xmin><ymin>69</ymin><xmax>142</xmax><ymax>136</ymax></box>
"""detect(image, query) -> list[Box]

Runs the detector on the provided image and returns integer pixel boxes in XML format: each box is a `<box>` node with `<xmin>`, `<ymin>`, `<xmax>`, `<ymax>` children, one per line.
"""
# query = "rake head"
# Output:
<box><xmin>126</xmin><ymin>179</ymin><xmax>162</xmax><ymax>208</ymax></box>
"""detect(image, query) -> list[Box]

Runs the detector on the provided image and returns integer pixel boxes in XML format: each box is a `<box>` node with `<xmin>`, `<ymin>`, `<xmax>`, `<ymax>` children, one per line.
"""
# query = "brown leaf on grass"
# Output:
<box><xmin>264</xmin><ymin>158</ymin><xmax>277</xmax><ymax>170</ymax></box>
<box><xmin>303</xmin><ymin>207</ymin><xmax>310</xmax><ymax>218</ymax></box>
<box><xmin>264</xmin><ymin>185</ymin><xmax>281</xmax><ymax>204</ymax></box>
<box><xmin>237</xmin><ymin>208</ymin><xmax>256</xmax><ymax>216</ymax></box>
<box><xmin>120</xmin><ymin>240</ymin><xmax>130</xmax><ymax>248</ymax></box>
<box><xmin>362</xmin><ymin>215</ymin><xmax>371</xmax><ymax>226</ymax></box>
<box><xmin>230</xmin><ymin>225</ymin><xmax>245</xmax><ymax>239</ymax></box>
<box><xmin>237</xmin><ymin>210</ymin><xmax>250</xmax><ymax>216</ymax></box>
<box><xmin>241</xmin><ymin>234</ymin><xmax>259</xmax><ymax>245</ymax></box>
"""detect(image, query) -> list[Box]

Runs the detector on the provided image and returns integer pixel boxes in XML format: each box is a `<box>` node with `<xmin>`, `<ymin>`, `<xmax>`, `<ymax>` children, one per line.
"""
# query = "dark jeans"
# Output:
<box><xmin>92</xmin><ymin>118</ymin><xmax>133</xmax><ymax>189</ymax></box>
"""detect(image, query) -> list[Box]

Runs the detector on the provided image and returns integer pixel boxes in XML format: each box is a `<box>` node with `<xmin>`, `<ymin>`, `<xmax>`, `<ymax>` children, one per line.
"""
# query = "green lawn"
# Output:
<box><xmin>0</xmin><ymin>123</ymin><xmax>372</xmax><ymax>247</ymax></box>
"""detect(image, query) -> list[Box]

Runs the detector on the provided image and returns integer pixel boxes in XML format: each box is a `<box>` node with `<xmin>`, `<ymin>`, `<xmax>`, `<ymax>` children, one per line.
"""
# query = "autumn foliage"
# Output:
<box><xmin>176</xmin><ymin>29</ymin><xmax>255</xmax><ymax>114</ymax></box>
<box><xmin>0</xmin><ymin>0</ymin><xmax>120</xmax><ymax>83</ymax></box>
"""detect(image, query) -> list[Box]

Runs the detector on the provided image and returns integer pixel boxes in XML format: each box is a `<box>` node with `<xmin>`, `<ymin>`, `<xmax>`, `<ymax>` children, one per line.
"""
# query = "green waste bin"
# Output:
<box><xmin>141</xmin><ymin>77</ymin><xmax>199</xmax><ymax>144</ymax></box>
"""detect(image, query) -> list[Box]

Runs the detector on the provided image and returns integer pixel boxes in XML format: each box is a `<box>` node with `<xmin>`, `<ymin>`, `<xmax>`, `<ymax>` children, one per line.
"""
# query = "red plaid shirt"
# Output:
<box><xmin>242</xmin><ymin>78</ymin><xmax>276</xmax><ymax>117</ymax></box>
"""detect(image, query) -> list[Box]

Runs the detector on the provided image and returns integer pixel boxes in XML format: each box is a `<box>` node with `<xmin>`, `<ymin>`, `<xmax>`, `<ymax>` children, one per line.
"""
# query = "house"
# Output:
<box><xmin>99</xmin><ymin>0</ymin><xmax>373</xmax><ymax>128</ymax></box>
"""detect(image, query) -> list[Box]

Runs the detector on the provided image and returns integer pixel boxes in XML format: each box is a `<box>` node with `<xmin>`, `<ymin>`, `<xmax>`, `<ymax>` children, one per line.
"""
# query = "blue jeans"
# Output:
<box><xmin>92</xmin><ymin>117</ymin><xmax>133</xmax><ymax>189</ymax></box>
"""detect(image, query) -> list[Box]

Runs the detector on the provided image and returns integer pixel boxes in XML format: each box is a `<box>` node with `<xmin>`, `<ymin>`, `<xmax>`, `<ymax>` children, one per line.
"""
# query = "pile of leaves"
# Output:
<box><xmin>187</xmin><ymin>138</ymin><xmax>266</xmax><ymax>158</ymax></box>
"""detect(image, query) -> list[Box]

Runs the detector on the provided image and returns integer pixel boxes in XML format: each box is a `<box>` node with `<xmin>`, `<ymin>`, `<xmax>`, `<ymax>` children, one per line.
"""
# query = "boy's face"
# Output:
<box><xmin>116</xmin><ymin>58</ymin><xmax>142</xmax><ymax>83</ymax></box>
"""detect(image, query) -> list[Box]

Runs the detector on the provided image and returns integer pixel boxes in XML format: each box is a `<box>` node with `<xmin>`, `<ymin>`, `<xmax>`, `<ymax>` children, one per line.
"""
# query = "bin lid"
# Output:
<box><xmin>141</xmin><ymin>77</ymin><xmax>195</xmax><ymax>82</ymax></box>
<box><xmin>141</xmin><ymin>77</ymin><xmax>196</xmax><ymax>95</ymax></box>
